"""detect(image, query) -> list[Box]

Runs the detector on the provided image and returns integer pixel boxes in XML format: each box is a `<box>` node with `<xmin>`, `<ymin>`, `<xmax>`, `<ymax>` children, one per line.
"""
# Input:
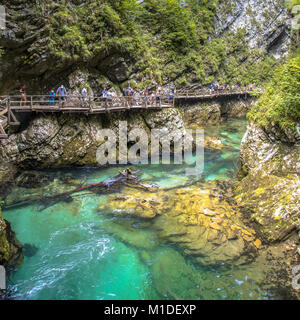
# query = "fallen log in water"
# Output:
<box><xmin>4</xmin><ymin>169</ymin><xmax>154</xmax><ymax>210</ymax></box>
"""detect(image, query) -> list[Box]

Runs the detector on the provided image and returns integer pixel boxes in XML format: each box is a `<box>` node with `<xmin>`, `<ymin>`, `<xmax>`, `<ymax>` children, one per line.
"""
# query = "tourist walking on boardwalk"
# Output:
<box><xmin>129</xmin><ymin>87</ymin><xmax>135</xmax><ymax>107</ymax></box>
<box><xmin>56</xmin><ymin>85</ymin><xmax>67</xmax><ymax>108</ymax></box>
<box><xmin>168</xmin><ymin>88</ymin><xmax>175</xmax><ymax>105</ymax></box>
<box><xmin>124</xmin><ymin>86</ymin><xmax>131</xmax><ymax>107</ymax></box>
<box><xmin>142</xmin><ymin>89</ymin><xmax>149</xmax><ymax>107</ymax></box>
<box><xmin>101</xmin><ymin>87</ymin><xmax>108</xmax><ymax>107</ymax></box>
<box><xmin>155</xmin><ymin>88</ymin><xmax>161</xmax><ymax>106</ymax></box>
<box><xmin>20</xmin><ymin>85</ymin><xmax>27</xmax><ymax>107</ymax></box>
<box><xmin>49</xmin><ymin>90</ymin><xmax>56</xmax><ymax>105</ymax></box>
<box><xmin>150</xmin><ymin>92</ymin><xmax>155</xmax><ymax>105</ymax></box>
<box><xmin>81</xmin><ymin>87</ymin><xmax>88</xmax><ymax>107</ymax></box>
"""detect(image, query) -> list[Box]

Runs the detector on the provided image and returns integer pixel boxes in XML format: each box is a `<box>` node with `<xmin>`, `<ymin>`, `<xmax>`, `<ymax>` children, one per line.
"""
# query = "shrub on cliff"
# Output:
<box><xmin>248</xmin><ymin>56</ymin><xmax>300</xmax><ymax>132</ymax></box>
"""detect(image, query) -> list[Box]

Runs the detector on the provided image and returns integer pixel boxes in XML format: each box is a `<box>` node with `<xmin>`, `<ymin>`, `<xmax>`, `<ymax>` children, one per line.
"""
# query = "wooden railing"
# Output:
<box><xmin>0</xmin><ymin>89</ymin><xmax>260</xmax><ymax>140</ymax></box>
<box><xmin>176</xmin><ymin>88</ymin><xmax>261</xmax><ymax>97</ymax></box>
<box><xmin>6</xmin><ymin>94</ymin><xmax>175</xmax><ymax>112</ymax></box>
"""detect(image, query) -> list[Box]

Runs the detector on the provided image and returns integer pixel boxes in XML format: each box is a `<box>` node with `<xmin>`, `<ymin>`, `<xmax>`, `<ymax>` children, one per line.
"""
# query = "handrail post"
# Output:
<box><xmin>88</xmin><ymin>96</ymin><xmax>92</xmax><ymax>113</ymax></box>
<box><xmin>89</xmin><ymin>96</ymin><xmax>93</xmax><ymax>112</ymax></box>
<box><xmin>7</xmin><ymin>97</ymin><xmax>11</xmax><ymax>126</ymax></box>
<box><xmin>31</xmin><ymin>96</ymin><xmax>33</xmax><ymax>111</ymax></box>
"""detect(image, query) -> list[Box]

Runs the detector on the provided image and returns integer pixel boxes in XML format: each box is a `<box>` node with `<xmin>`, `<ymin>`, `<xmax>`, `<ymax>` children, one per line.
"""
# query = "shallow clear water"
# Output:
<box><xmin>2</xmin><ymin>119</ymin><xmax>278</xmax><ymax>300</ymax></box>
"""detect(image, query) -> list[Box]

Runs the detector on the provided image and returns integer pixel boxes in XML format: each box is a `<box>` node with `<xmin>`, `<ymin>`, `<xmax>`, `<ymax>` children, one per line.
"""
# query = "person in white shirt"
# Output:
<box><xmin>81</xmin><ymin>87</ymin><xmax>88</xmax><ymax>107</ymax></box>
<box><xmin>56</xmin><ymin>85</ymin><xmax>67</xmax><ymax>108</ymax></box>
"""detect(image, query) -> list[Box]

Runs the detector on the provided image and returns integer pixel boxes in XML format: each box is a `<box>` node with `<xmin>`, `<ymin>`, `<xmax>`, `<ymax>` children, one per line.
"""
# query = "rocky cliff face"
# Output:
<box><xmin>217</xmin><ymin>0</ymin><xmax>291</xmax><ymax>58</ymax></box>
<box><xmin>0</xmin><ymin>108</ymin><xmax>190</xmax><ymax>168</ymax></box>
<box><xmin>0</xmin><ymin>0</ymin><xmax>292</xmax><ymax>94</ymax></box>
<box><xmin>0</xmin><ymin>0</ymin><xmax>137</xmax><ymax>94</ymax></box>
<box><xmin>180</xmin><ymin>97</ymin><xmax>256</xmax><ymax>127</ymax></box>
<box><xmin>235</xmin><ymin>123</ymin><xmax>300</xmax><ymax>242</ymax></box>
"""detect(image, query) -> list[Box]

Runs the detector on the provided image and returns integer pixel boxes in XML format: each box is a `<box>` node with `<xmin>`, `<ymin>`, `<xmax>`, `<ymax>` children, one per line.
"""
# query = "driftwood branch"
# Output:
<box><xmin>4</xmin><ymin>169</ymin><xmax>150</xmax><ymax>210</ymax></box>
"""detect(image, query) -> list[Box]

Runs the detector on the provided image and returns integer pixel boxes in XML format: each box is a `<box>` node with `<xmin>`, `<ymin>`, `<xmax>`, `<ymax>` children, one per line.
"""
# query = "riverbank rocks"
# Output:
<box><xmin>0</xmin><ymin>108</ymin><xmax>189</xmax><ymax>168</ymax></box>
<box><xmin>0</xmin><ymin>164</ymin><xmax>18</xmax><ymax>198</ymax></box>
<box><xmin>0</xmin><ymin>208</ymin><xmax>23</xmax><ymax>268</ymax></box>
<box><xmin>181</xmin><ymin>103</ymin><xmax>222</xmax><ymax>127</ymax></box>
<box><xmin>240</xmin><ymin>123</ymin><xmax>300</xmax><ymax>175</ymax></box>
<box><xmin>236</xmin><ymin>123</ymin><xmax>300</xmax><ymax>243</ymax></box>
<box><xmin>180</xmin><ymin>98</ymin><xmax>256</xmax><ymax>128</ymax></box>
<box><xmin>235</xmin><ymin>170</ymin><xmax>300</xmax><ymax>242</ymax></box>
<box><xmin>98</xmin><ymin>181</ymin><xmax>261</xmax><ymax>266</ymax></box>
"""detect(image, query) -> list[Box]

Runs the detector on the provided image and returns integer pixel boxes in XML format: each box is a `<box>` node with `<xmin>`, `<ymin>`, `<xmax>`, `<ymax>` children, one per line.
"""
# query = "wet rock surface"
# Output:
<box><xmin>16</xmin><ymin>172</ymin><xmax>54</xmax><ymax>188</ymax></box>
<box><xmin>0</xmin><ymin>208</ymin><xmax>23</xmax><ymax>269</ymax></box>
<box><xmin>181</xmin><ymin>98</ymin><xmax>256</xmax><ymax>128</ymax></box>
<box><xmin>0</xmin><ymin>164</ymin><xmax>18</xmax><ymax>198</ymax></box>
<box><xmin>0</xmin><ymin>108</ymin><xmax>189</xmax><ymax>168</ymax></box>
<box><xmin>237</xmin><ymin>123</ymin><xmax>300</xmax><ymax>243</ymax></box>
<box><xmin>98</xmin><ymin>181</ymin><xmax>261</xmax><ymax>266</ymax></box>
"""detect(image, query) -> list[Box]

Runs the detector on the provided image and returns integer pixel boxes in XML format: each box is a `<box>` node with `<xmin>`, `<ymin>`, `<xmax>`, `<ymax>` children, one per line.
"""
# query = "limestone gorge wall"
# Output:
<box><xmin>0</xmin><ymin>108</ymin><xmax>190</xmax><ymax>168</ymax></box>
<box><xmin>216</xmin><ymin>0</ymin><xmax>291</xmax><ymax>57</ymax></box>
<box><xmin>235</xmin><ymin>123</ymin><xmax>300</xmax><ymax>243</ymax></box>
<box><xmin>180</xmin><ymin>96</ymin><xmax>256</xmax><ymax>127</ymax></box>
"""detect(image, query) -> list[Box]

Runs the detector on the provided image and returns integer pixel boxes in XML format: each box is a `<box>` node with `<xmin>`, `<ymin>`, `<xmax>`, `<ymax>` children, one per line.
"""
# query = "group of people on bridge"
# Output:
<box><xmin>0</xmin><ymin>82</ymin><xmax>256</xmax><ymax>109</ymax></box>
<box><xmin>209</xmin><ymin>83</ymin><xmax>256</xmax><ymax>94</ymax></box>
<box><xmin>17</xmin><ymin>85</ymin><xmax>177</xmax><ymax>108</ymax></box>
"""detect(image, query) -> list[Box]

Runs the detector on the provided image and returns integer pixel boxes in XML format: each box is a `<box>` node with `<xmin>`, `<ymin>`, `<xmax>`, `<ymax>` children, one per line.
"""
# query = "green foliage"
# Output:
<box><xmin>286</xmin><ymin>0</ymin><xmax>300</xmax><ymax>10</ymax></box>
<box><xmin>248</xmin><ymin>56</ymin><xmax>300</xmax><ymax>132</ymax></box>
<box><xmin>28</xmin><ymin>0</ymin><xmax>291</xmax><ymax>87</ymax></box>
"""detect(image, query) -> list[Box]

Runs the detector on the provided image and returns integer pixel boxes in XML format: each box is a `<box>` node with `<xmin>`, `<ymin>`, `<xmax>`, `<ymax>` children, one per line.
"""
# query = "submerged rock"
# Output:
<box><xmin>98</xmin><ymin>190</ymin><xmax>165</xmax><ymax>219</ymax></box>
<box><xmin>204</xmin><ymin>137</ymin><xmax>224</xmax><ymax>150</ymax></box>
<box><xmin>16</xmin><ymin>172</ymin><xmax>54</xmax><ymax>188</ymax></box>
<box><xmin>60</xmin><ymin>174</ymin><xmax>85</xmax><ymax>186</ymax></box>
<box><xmin>98</xmin><ymin>181</ymin><xmax>261</xmax><ymax>266</ymax></box>
<box><xmin>23</xmin><ymin>243</ymin><xmax>39</xmax><ymax>258</ymax></box>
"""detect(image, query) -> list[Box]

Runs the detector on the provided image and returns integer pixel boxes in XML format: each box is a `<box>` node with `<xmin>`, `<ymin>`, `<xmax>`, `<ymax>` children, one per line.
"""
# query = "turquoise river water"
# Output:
<box><xmin>2</xmin><ymin>119</ymin><xmax>282</xmax><ymax>300</ymax></box>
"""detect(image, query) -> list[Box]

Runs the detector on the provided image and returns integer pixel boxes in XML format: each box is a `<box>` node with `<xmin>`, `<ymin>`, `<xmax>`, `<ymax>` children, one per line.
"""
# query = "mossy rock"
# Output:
<box><xmin>0</xmin><ymin>208</ymin><xmax>23</xmax><ymax>268</ymax></box>
<box><xmin>235</xmin><ymin>170</ymin><xmax>300</xmax><ymax>242</ymax></box>
<box><xmin>98</xmin><ymin>181</ymin><xmax>261</xmax><ymax>266</ymax></box>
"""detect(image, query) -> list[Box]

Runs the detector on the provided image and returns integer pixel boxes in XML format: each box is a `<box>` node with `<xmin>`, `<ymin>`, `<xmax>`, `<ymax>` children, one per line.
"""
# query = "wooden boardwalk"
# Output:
<box><xmin>0</xmin><ymin>90</ymin><xmax>256</xmax><ymax>139</ymax></box>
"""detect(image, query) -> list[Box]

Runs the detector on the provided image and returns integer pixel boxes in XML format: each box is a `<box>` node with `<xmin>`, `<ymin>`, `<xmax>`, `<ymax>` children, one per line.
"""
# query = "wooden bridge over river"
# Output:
<box><xmin>0</xmin><ymin>89</ymin><xmax>256</xmax><ymax>139</ymax></box>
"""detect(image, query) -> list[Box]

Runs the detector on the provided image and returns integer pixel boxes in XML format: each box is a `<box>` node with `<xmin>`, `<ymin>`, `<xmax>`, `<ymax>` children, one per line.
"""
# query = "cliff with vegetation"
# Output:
<box><xmin>0</xmin><ymin>0</ymin><xmax>293</xmax><ymax>93</ymax></box>
<box><xmin>235</xmin><ymin>56</ymin><xmax>300</xmax><ymax>242</ymax></box>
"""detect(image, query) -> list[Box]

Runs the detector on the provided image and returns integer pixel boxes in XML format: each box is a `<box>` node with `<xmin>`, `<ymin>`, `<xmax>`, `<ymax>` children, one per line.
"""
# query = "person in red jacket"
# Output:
<box><xmin>20</xmin><ymin>85</ymin><xmax>27</xmax><ymax>107</ymax></box>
